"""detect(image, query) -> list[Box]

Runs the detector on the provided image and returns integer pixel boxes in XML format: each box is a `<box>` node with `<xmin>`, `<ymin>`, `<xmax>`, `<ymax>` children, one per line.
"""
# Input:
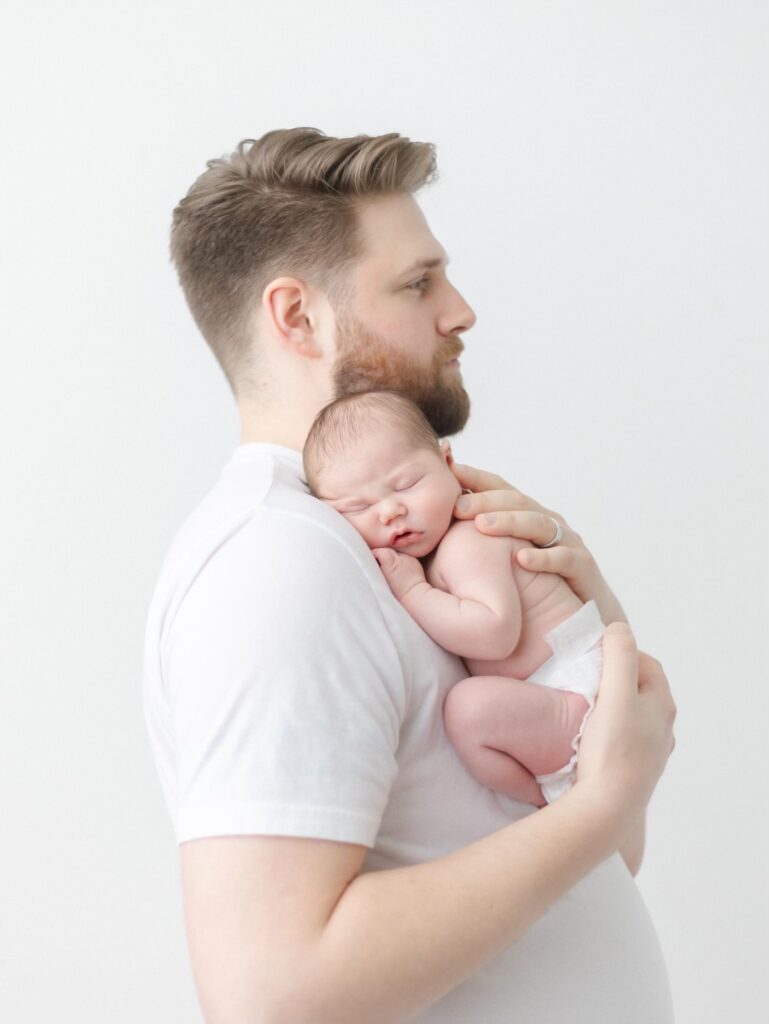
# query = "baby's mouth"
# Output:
<box><xmin>391</xmin><ymin>530</ymin><xmax>421</xmax><ymax>548</ymax></box>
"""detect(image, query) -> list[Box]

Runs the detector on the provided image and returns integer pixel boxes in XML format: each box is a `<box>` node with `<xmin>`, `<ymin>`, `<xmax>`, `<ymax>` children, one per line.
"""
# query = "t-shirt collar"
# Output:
<box><xmin>232</xmin><ymin>442</ymin><xmax>304</xmax><ymax>473</ymax></box>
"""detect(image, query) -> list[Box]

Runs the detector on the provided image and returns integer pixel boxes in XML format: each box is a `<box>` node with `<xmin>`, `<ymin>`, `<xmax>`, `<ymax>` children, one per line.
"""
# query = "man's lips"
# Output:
<box><xmin>444</xmin><ymin>339</ymin><xmax>464</xmax><ymax>365</ymax></box>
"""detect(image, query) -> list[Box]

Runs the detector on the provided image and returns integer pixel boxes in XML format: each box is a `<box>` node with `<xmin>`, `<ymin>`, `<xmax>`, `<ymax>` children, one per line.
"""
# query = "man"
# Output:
<box><xmin>143</xmin><ymin>128</ymin><xmax>676</xmax><ymax>1023</ymax></box>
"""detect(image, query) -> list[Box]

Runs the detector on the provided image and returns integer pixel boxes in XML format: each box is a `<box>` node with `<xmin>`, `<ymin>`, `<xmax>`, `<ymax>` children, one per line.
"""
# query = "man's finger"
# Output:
<box><xmin>454</xmin><ymin>491</ymin><xmax>536</xmax><ymax>518</ymax></box>
<box><xmin>449</xmin><ymin>462</ymin><xmax>514</xmax><ymax>496</ymax></box>
<box><xmin>515</xmin><ymin>544</ymin><xmax>579</xmax><ymax>577</ymax></box>
<box><xmin>595</xmin><ymin>622</ymin><xmax>639</xmax><ymax>708</ymax></box>
<box><xmin>472</xmin><ymin>509</ymin><xmax>568</xmax><ymax>543</ymax></box>
<box><xmin>637</xmin><ymin>653</ymin><xmax>677</xmax><ymax>717</ymax></box>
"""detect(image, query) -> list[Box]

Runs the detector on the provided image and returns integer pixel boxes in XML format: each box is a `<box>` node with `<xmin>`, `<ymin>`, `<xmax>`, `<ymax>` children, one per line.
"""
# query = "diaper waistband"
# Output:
<box><xmin>541</xmin><ymin>599</ymin><xmax>605</xmax><ymax>661</ymax></box>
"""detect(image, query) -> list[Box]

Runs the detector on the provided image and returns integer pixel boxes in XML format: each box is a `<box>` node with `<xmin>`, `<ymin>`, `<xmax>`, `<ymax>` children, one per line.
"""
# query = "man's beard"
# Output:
<box><xmin>331</xmin><ymin>315</ymin><xmax>471</xmax><ymax>438</ymax></box>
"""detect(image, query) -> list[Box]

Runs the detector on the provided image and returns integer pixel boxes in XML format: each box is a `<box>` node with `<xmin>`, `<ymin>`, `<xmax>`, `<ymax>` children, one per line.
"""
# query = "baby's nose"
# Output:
<box><xmin>379</xmin><ymin>498</ymin><xmax>406</xmax><ymax>524</ymax></box>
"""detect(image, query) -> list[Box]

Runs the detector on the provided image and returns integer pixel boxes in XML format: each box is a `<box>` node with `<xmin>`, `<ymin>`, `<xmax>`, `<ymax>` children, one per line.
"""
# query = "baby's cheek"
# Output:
<box><xmin>436</xmin><ymin>494</ymin><xmax>457</xmax><ymax>530</ymax></box>
<box><xmin>360</xmin><ymin>517</ymin><xmax>382</xmax><ymax>549</ymax></box>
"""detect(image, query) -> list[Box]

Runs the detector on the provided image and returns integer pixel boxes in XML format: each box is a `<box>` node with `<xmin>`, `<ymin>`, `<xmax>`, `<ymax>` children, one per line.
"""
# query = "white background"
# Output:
<box><xmin>2</xmin><ymin>2</ymin><xmax>767</xmax><ymax>1021</ymax></box>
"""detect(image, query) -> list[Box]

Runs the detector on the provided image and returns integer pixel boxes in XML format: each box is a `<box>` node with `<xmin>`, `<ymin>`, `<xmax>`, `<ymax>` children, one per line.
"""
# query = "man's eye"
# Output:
<box><xmin>407</xmin><ymin>277</ymin><xmax>429</xmax><ymax>292</ymax></box>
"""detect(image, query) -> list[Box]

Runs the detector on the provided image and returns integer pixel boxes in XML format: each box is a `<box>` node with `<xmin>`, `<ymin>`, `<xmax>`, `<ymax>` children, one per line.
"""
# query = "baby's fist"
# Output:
<box><xmin>373</xmin><ymin>548</ymin><xmax>426</xmax><ymax>601</ymax></box>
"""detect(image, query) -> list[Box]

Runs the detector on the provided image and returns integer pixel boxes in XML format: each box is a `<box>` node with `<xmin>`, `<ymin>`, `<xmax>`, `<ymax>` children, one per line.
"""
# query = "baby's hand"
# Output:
<box><xmin>372</xmin><ymin>548</ymin><xmax>427</xmax><ymax>601</ymax></box>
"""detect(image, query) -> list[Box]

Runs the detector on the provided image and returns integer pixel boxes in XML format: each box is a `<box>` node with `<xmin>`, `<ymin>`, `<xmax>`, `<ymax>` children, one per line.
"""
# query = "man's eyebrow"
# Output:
<box><xmin>398</xmin><ymin>254</ymin><xmax>451</xmax><ymax>277</ymax></box>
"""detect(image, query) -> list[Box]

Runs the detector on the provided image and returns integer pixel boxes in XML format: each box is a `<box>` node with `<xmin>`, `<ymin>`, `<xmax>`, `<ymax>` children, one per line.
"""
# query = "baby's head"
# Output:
<box><xmin>304</xmin><ymin>391</ymin><xmax>462</xmax><ymax>558</ymax></box>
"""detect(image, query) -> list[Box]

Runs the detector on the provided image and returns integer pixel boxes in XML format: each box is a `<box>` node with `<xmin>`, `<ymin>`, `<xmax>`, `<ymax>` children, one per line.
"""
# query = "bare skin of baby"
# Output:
<box><xmin>313</xmin><ymin>428</ymin><xmax>593</xmax><ymax>808</ymax></box>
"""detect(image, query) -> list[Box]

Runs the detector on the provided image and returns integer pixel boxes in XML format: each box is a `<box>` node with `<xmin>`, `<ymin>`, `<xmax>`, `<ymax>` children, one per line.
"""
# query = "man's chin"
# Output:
<box><xmin>420</xmin><ymin>388</ymin><xmax>470</xmax><ymax>438</ymax></box>
<box><xmin>331</xmin><ymin>333</ymin><xmax>471</xmax><ymax>437</ymax></box>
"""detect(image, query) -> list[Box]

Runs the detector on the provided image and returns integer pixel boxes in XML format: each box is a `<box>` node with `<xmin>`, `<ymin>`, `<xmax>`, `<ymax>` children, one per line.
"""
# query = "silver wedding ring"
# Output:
<box><xmin>540</xmin><ymin>516</ymin><xmax>563</xmax><ymax>548</ymax></box>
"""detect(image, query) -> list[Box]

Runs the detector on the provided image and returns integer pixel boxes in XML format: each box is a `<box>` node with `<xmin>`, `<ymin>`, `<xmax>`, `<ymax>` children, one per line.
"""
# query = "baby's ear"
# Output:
<box><xmin>439</xmin><ymin>439</ymin><xmax>454</xmax><ymax>465</ymax></box>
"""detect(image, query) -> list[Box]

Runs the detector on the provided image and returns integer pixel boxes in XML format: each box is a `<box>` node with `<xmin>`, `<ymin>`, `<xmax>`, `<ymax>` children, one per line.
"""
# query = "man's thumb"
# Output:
<box><xmin>598</xmin><ymin>622</ymin><xmax>639</xmax><ymax>701</ymax></box>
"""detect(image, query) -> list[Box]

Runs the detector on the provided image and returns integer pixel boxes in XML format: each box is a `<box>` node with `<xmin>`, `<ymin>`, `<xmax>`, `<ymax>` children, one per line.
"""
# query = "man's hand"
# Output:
<box><xmin>577</xmin><ymin>621</ymin><xmax>676</xmax><ymax>814</ymax></box>
<box><xmin>373</xmin><ymin>547</ymin><xmax>426</xmax><ymax>602</ymax></box>
<box><xmin>449</xmin><ymin>462</ymin><xmax>627</xmax><ymax>624</ymax></box>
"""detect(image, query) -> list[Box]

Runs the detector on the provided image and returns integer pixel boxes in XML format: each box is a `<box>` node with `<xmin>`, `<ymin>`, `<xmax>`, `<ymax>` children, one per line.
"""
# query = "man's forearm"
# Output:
<box><xmin>619</xmin><ymin>812</ymin><xmax>646</xmax><ymax>876</ymax></box>
<box><xmin>188</xmin><ymin>623</ymin><xmax>675</xmax><ymax>1024</ymax></box>
<box><xmin>297</xmin><ymin>787</ymin><xmax>629</xmax><ymax>1024</ymax></box>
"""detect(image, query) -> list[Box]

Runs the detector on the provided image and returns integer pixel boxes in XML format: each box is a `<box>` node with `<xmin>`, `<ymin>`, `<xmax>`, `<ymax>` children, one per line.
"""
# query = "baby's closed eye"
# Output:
<box><xmin>395</xmin><ymin>476</ymin><xmax>423</xmax><ymax>491</ymax></box>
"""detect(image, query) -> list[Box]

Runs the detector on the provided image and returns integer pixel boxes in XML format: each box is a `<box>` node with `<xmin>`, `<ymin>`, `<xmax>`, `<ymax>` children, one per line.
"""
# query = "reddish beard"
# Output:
<box><xmin>331</xmin><ymin>318</ymin><xmax>471</xmax><ymax>438</ymax></box>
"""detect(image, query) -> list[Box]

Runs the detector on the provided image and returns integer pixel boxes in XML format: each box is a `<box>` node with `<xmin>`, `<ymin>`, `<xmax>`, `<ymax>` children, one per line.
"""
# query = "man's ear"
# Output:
<box><xmin>262</xmin><ymin>276</ymin><xmax>324</xmax><ymax>358</ymax></box>
<box><xmin>439</xmin><ymin>439</ymin><xmax>454</xmax><ymax>466</ymax></box>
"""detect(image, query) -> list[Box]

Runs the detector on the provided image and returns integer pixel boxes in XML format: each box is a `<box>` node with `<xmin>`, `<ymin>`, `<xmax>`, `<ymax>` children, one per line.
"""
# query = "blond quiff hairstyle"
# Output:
<box><xmin>170</xmin><ymin>128</ymin><xmax>438</xmax><ymax>394</ymax></box>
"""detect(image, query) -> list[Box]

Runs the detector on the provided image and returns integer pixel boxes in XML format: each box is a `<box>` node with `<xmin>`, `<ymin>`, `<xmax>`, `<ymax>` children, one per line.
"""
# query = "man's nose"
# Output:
<box><xmin>437</xmin><ymin>283</ymin><xmax>477</xmax><ymax>337</ymax></box>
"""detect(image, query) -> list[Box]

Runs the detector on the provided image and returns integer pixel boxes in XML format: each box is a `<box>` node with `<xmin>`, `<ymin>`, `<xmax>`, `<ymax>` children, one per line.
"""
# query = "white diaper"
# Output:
<box><xmin>526</xmin><ymin>599</ymin><xmax>605</xmax><ymax>804</ymax></box>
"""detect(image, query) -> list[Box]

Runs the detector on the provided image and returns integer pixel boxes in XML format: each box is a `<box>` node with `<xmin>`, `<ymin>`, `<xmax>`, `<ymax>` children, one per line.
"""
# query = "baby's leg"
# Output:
<box><xmin>443</xmin><ymin>676</ymin><xmax>589</xmax><ymax>806</ymax></box>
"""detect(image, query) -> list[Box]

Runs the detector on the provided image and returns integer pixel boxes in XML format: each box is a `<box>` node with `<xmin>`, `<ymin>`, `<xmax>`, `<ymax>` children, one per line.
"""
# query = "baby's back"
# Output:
<box><xmin>425</xmin><ymin>520</ymin><xmax>583</xmax><ymax>680</ymax></box>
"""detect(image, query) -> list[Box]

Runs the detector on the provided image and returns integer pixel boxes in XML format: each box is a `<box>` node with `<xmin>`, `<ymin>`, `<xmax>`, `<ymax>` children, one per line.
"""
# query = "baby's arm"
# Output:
<box><xmin>374</xmin><ymin>522</ymin><xmax>522</xmax><ymax>660</ymax></box>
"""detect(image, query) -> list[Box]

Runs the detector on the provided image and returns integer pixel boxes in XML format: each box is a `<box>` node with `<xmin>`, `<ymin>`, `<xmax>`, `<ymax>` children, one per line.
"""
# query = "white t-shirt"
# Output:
<box><xmin>143</xmin><ymin>443</ymin><xmax>673</xmax><ymax>1023</ymax></box>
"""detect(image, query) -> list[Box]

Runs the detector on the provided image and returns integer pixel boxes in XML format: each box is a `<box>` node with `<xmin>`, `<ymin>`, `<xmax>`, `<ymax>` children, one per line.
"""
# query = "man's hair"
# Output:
<box><xmin>303</xmin><ymin>389</ymin><xmax>441</xmax><ymax>495</ymax></box>
<box><xmin>170</xmin><ymin>128</ymin><xmax>438</xmax><ymax>394</ymax></box>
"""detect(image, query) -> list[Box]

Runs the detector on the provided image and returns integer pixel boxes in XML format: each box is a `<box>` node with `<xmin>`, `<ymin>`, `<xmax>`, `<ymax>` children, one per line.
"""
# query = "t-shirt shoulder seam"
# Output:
<box><xmin>257</xmin><ymin>504</ymin><xmax>411</xmax><ymax>693</ymax></box>
<box><xmin>161</xmin><ymin>478</ymin><xmax>410</xmax><ymax>698</ymax></box>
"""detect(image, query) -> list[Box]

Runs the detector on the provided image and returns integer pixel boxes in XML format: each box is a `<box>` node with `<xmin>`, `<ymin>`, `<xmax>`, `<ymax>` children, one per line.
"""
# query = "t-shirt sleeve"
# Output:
<box><xmin>163</xmin><ymin>508</ymin><xmax>407</xmax><ymax>846</ymax></box>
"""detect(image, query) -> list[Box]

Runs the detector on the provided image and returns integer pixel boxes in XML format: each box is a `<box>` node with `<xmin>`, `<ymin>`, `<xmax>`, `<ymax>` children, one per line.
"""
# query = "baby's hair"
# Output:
<box><xmin>304</xmin><ymin>390</ymin><xmax>441</xmax><ymax>495</ymax></box>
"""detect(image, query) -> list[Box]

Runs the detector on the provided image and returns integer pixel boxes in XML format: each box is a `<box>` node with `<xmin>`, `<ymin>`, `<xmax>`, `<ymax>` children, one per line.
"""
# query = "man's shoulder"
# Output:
<box><xmin>169</xmin><ymin>448</ymin><xmax>331</xmax><ymax>542</ymax></box>
<box><xmin>152</xmin><ymin>449</ymin><xmax>383</xmax><ymax>612</ymax></box>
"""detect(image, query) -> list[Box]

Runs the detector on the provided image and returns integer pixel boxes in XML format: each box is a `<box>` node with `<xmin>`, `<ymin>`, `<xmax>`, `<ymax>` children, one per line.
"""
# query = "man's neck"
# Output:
<box><xmin>238</xmin><ymin>402</ymin><xmax>315</xmax><ymax>454</ymax></box>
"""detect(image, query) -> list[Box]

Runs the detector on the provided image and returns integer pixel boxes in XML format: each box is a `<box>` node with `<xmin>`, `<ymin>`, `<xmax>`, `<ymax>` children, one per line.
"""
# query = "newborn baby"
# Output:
<box><xmin>303</xmin><ymin>390</ymin><xmax>605</xmax><ymax>807</ymax></box>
